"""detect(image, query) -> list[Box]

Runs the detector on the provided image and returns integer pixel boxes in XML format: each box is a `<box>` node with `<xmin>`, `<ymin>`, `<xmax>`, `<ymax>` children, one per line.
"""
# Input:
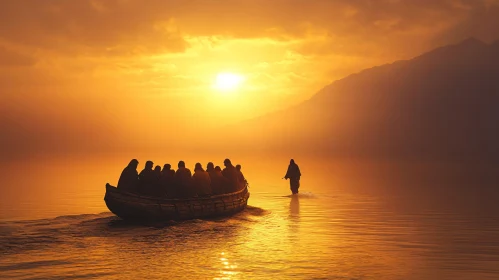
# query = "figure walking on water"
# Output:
<box><xmin>284</xmin><ymin>159</ymin><xmax>301</xmax><ymax>194</ymax></box>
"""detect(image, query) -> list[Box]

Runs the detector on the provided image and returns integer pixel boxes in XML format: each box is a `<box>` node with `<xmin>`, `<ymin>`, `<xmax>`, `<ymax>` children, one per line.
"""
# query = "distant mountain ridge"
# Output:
<box><xmin>221</xmin><ymin>38</ymin><xmax>499</xmax><ymax>162</ymax></box>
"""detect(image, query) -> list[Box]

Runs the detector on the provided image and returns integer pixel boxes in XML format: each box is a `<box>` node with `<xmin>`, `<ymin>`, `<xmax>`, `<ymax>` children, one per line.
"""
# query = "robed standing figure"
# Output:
<box><xmin>284</xmin><ymin>159</ymin><xmax>301</xmax><ymax>194</ymax></box>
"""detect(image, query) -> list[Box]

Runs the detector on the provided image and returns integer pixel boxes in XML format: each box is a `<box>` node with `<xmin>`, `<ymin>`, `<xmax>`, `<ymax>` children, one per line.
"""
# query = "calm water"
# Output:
<box><xmin>1</xmin><ymin>158</ymin><xmax>499</xmax><ymax>279</ymax></box>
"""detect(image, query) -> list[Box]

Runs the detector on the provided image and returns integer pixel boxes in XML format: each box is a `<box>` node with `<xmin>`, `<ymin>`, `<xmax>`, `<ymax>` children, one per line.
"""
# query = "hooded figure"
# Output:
<box><xmin>174</xmin><ymin>161</ymin><xmax>194</xmax><ymax>198</ymax></box>
<box><xmin>222</xmin><ymin>159</ymin><xmax>239</xmax><ymax>192</ymax></box>
<box><xmin>214</xmin><ymin>166</ymin><xmax>229</xmax><ymax>194</ymax></box>
<box><xmin>206</xmin><ymin>162</ymin><xmax>220</xmax><ymax>193</ymax></box>
<box><xmin>151</xmin><ymin>165</ymin><xmax>162</xmax><ymax>195</ymax></box>
<box><xmin>117</xmin><ymin>159</ymin><xmax>139</xmax><ymax>192</ymax></box>
<box><xmin>138</xmin><ymin>160</ymin><xmax>155</xmax><ymax>195</ymax></box>
<box><xmin>160</xmin><ymin>164</ymin><xmax>175</xmax><ymax>196</ymax></box>
<box><xmin>284</xmin><ymin>159</ymin><xmax>301</xmax><ymax>194</ymax></box>
<box><xmin>206</xmin><ymin>162</ymin><xmax>216</xmax><ymax>176</ymax></box>
<box><xmin>235</xmin><ymin>164</ymin><xmax>247</xmax><ymax>191</ymax></box>
<box><xmin>193</xmin><ymin>163</ymin><xmax>212</xmax><ymax>196</ymax></box>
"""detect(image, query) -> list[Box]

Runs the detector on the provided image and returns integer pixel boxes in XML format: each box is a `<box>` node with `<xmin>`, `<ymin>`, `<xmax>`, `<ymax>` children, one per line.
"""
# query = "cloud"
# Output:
<box><xmin>0</xmin><ymin>0</ymin><xmax>497</xmax><ymax>62</ymax></box>
<box><xmin>431</xmin><ymin>3</ymin><xmax>499</xmax><ymax>45</ymax></box>
<box><xmin>0</xmin><ymin>46</ymin><xmax>36</xmax><ymax>67</ymax></box>
<box><xmin>0</xmin><ymin>1</ymin><xmax>188</xmax><ymax>56</ymax></box>
<box><xmin>1</xmin><ymin>0</ymin><xmax>499</xmax><ymax>159</ymax></box>
<box><xmin>0</xmin><ymin>1</ymin><xmax>496</xmax><ymax>51</ymax></box>
<box><xmin>0</xmin><ymin>0</ymin><xmax>497</xmax><ymax>97</ymax></box>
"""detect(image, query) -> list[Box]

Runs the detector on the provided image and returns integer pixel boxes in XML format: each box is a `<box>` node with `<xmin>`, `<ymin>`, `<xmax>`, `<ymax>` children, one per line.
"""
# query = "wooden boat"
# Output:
<box><xmin>104</xmin><ymin>183</ymin><xmax>250</xmax><ymax>221</ymax></box>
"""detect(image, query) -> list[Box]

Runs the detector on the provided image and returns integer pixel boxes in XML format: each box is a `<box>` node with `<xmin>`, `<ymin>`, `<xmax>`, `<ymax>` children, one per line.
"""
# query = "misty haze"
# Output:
<box><xmin>1</xmin><ymin>1</ymin><xmax>499</xmax><ymax>279</ymax></box>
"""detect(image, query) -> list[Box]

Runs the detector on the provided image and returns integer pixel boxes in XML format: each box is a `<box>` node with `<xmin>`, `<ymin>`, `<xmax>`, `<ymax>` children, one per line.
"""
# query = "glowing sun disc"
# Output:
<box><xmin>214</xmin><ymin>73</ymin><xmax>244</xmax><ymax>91</ymax></box>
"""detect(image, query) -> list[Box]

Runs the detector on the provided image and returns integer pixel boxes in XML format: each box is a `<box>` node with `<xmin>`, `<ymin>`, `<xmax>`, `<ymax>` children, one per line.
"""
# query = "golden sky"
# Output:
<box><xmin>1</xmin><ymin>0</ymin><xmax>499</xmax><ymax>157</ymax></box>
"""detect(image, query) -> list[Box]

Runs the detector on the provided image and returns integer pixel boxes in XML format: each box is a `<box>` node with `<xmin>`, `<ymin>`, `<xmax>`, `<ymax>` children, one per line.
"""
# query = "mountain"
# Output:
<box><xmin>220</xmin><ymin>38</ymin><xmax>499</xmax><ymax>162</ymax></box>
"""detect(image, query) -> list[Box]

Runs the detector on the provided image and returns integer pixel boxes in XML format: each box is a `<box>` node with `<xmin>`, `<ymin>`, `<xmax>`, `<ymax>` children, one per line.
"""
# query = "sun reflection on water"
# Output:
<box><xmin>2</xmin><ymin>159</ymin><xmax>499</xmax><ymax>280</ymax></box>
<box><xmin>214</xmin><ymin>252</ymin><xmax>239</xmax><ymax>280</ymax></box>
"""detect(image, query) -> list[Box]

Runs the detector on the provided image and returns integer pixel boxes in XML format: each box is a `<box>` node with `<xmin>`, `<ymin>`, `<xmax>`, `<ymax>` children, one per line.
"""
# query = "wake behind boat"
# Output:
<box><xmin>104</xmin><ymin>183</ymin><xmax>250</xmax><ymax>221</ymax></box>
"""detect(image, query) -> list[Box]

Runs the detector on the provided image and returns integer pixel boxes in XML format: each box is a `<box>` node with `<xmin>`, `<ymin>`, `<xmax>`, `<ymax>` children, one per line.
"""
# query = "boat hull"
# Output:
<box><xmin>104</xmin><ymin>184</ymin><xmax>250</xmax><ymax>221</ymax></box>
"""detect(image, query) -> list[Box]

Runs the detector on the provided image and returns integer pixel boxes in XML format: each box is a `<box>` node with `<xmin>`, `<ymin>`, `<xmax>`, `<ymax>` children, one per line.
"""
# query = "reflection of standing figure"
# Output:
<box><xmin>284</xmin><ymin>159</ymin><xmax>301</xmax><ymax>194</ymax></box>
<box><xmin>289</xmin><ymin>194</ymin><xmax>300</xmax><ymax>216</ymax></box>
<box><xmin>288</xmin><ymin>194</ymin><xmax>300</xmax><ymax>240</ymax></box>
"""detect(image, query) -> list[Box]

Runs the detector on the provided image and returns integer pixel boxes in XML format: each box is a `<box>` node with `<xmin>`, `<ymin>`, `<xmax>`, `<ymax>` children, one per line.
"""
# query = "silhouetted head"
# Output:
<box><xmin>290</xmin><ymin>159</ymin><xmax>295</xmax><ymax>164</ymax></box>
<box><xmin>145</xmin><ymin>161</ymin><xmax>154</xmax><ymax>169</ymax></box>
<box><xmin>163</xmin><ymin>164</ymin><xmax>171</xmax><ymax>171</ymax></box>
<box><xmin>154</xmin><ymin>165</ymin><xmax>161</xmax><ymax>173</ymax></box>
<box><xmin>194</xmin><ymin>162</ymin><xmax>203</xmax><ymax>172</ymax></box>
<box><xmin>128</xmin><ymin>159</ymin><xmax>139</xmax><ymax>169</ymax></box>
<box><xmin>224</xmin><ymin>158</ymin><xmax>232</xmax><ymax>167</ymax></box>
<box><xmin>178</xmin><ymin>161</ymin><xmax>185</xmax><ymax>168</ymax></box>
<box><xmin>207</xmin><ymin>162</ymin><xmax>214</xmax><ymax>170</ymax></box>
<box><xmin>215</xmin><ymin>166</ymin><xmax>222</xmax><ymax>172</ymax></box>
<box><xmin>236</xmin><ymin>164</ymin><xmax>241</xmax><ymax>171</ymax></box>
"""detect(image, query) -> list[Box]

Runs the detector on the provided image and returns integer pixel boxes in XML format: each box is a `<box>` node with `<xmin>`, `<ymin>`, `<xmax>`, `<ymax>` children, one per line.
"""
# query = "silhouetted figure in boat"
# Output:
<box><xmin>235</xmin><ymin>164</ymin><xmax>247</xmax><ymax>190</ymax></box>
<box><xmin>150</xmin><ymin>165</ymin><xmax>162</xmax><ymax>195</ymax></box>
<box><xmin>215</xmin><ymin>165</ymin><xmax>230</xmax><ymax>194</ymax></box>
<box><xmin>207</xmin><ymin>163</ymin><xmax>224</xmax><ymax>194</ymax></box>
<box><xmin>154</xmin><ymin>165</ymin><xmax>161</xmax><ymax>178</ymax></box>
<box><xmin>117</xmin><ymin>159</ymin><xmax>139</xmax><ymax>192</ymax></box>
<box><xmin>222</xmin><ymin>158</ymin><xmax>239</xmax><ymax>192</ymax></box>
<box><xmin>206</xmin><ymin>162</ymin><xmax>216</xmax><ymax>176</ymax></box>
<box><xmin>206</xmin><ymin>162</ymin><xmax>219</xmax><ymax>193</ymax></box>
<box><xmin>138</xmin><ymin>160</ymin><xmax>156</xmax><ymax>195</ymax></box>
<box><xmin>193</xmin><ymin>162</ymin><xmax>212</xmax><ymax>196</ymax></box>
<box><xmin>284</xmin><ymin>159</ymin><xmax>301</xmax><ymax>194</ymax></box>
<box><xmin>160</xmin><ymin>164</ymin><xmax>175</xmax><ymax>196</ymax></box>
<box><xmin>174</xmin><ymin>161</ymin><xmax>194</xmax><ymax>198</ymax></box>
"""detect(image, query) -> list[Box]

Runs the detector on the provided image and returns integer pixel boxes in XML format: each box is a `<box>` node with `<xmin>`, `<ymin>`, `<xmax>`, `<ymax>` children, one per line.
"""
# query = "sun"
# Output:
<box><xmin>214</xmin><ymin>73</ymin><xmax>244</xmax><ymax>91</ymax></box>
